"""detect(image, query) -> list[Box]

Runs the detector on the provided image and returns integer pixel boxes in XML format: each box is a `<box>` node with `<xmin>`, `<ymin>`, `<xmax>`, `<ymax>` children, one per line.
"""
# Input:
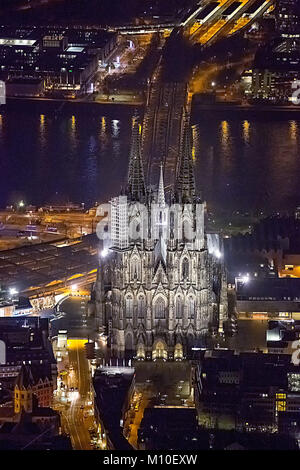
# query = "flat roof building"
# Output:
<box><xmin>195</xmin><ymin>350</ymin><xmax>300</xmax><ymax>441</ymax></box>
<box><xmin>236</xmin><ymin>277</ymin><xmax>300</xmax><ymax>319</ymax></box>
<box><xmin>0</xmin><ymin>26</ymin><xmax>118</xmax><ymax>95</ymax></box>
<box><xmin>276</xmin><ymin>0</ymin><xmax>300</xmax><ymax>37</ymax></box>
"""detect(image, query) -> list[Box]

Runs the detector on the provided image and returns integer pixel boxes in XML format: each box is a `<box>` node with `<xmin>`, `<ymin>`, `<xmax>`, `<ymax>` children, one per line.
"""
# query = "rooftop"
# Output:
<box><xmin>200</xmin><ymin>350</ymin><xmax>299</xmax><ymax>390</ymax></box>
<box><xmin>0</xmin><ymin>233</ymin><xmax>98</xmax><ymax>295</ymax></box>
<box><xmin>93</xmin><ymin>366</ymin><xmax>134</xmax><ymax>450</ymax></box>
<box><xmin>236</xmin><ymin>277</ymin><xmax>300</xmax><ymax>301</ymax></box>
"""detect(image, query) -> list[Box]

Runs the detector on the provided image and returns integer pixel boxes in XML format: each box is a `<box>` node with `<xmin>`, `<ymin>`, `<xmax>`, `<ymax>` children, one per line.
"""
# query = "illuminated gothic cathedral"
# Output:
<box><xmin>95</xmin><ymin>115</ymin><xmax>228</xmax><ymax>360</ymax></box>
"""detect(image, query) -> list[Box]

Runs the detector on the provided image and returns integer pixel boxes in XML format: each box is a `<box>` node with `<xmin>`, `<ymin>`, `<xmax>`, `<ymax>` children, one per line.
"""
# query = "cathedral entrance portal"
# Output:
<box><xmin>152</xmin><ymin>340</ymin><xmax>167</xmax><ymax>361</ymax></box>
<box><xmin>136</xmin><ymin>343</ymin><xmax>146</xmax><ymax>361</ymax></box>
<box><xmin>174</xmin><ymin>343</ymin><xmax>183</xmax><ymax>360</ymax></box>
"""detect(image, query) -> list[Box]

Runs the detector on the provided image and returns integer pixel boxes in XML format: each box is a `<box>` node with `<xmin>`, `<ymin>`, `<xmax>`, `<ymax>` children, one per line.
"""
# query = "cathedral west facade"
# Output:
<box><xmin>95</xmin><ymin>115</ymin><xmax>228</xmax><ymax>360</ymax></box>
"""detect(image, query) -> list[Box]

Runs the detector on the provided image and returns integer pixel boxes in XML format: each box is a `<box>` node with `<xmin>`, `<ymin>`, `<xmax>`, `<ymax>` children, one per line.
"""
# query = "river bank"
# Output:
<box><xmin>4</xmin><ymin>96</ymin><xmax>300</xmax><ymax>121</ymax></box>
<box><xmin>2</xmin><ymin>96</ymin><xmax>142</xmax><ymax>116</ymax></box>
<box><xmin>191</xmin><ymin>103</ymin><xmax>300</xmax><ymax>121</ymax></box>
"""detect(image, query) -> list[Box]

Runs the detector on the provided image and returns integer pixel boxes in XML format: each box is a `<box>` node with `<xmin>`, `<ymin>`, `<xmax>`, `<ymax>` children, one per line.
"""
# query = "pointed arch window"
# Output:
<box><xmin>155</xmin><ymin>297</ymin><xmax>166</xmax><ymax>319</ymax></box>
<box><xmin>137</xmin><ymin>296</ymin><xmax>145</xmax><ymax>318</ymax></box>
<box><xmin>125</xmin><ymin>296</ymin><xmax>133</xmax><ymax>318</ymax></box>
<box><xmin>175</xmin><ymin>297</ymin><xmax>183</xmax><ymax>319</ymax></box>
<box><xmin>182</xmin><ymin>258</ymin><xmax>189</xmax><ymax>280</ymax></box>
<box><xmin>188</xmin><ymin>297</ymin><xmax>195</xmax><ymax>319</ymax></box>
<box><xmin>183</xmin><ymin>218</ymin><xmax>193</xmax><ymax>242</ymax></box>
<box><xmin>131</xmin><ymin>257</ymin><xmax>141</xmax><ymax>281</ymax></box>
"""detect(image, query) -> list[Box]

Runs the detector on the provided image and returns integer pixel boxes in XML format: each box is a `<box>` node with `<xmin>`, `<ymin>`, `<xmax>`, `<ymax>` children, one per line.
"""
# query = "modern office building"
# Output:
<box><xmin>195</xmin><ymin>350</ymin><xmax>300</xmax><ymax>440</ymax></box>
<box><xmin>235</xmin><ymin>277</ymin><xmax>300</xmax><ymax>319</ymax></box>
<box><xmin>0</xmin><ymin>317</ymin><xmax>57</xmax><ymax>388</ymax></box>
<box><xmin>276</xmin><ymin>0</ymin><xmax>300</xmax><ymax>37</ymax></box>
<box><xmin>0</xmin><ymin>26</ymin><xmax>118</xmax><ymax>95</ymax></box>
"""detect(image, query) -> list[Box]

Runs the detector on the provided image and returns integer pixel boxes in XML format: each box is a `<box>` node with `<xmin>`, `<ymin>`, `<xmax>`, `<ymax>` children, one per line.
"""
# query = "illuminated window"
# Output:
<box><xmin>276</xmin><ymin>393</ymin><xmax>286</xmax><ymax>412</ymax></box>
<box><xmin>276</xmin><ymin>401</ymin><xmax>286</xmax><ymax>412</ymax></box>
<box><xmin>288</xmin><ymin>373</ymin><xmax>300</xmax><ymax>392</ymax></box>
<box><xmin>276</xmin><ymin>393</ymin><xmax>286</xmax><ymax>399</ymax></box>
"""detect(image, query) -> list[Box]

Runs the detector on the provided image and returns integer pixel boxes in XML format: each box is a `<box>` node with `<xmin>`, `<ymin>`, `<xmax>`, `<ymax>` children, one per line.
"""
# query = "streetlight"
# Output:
<box><xmin>241</xmin><ymin>275</ymin><xmax>250</xmax><ymax>284</ymax></box>
<box><xmin>100</xmin><ymin>248</ymin><xmax>108</xmax><ymax>258</ymax></box>
<box><xmin>215</xmin><ymin>249</ymin><xmax>222</xmax><ymax>259</ymax></box>
<box><xmin>9</xmin><ymin>287</ymin><xmax>18</xmax><ymax>296</ymax></box>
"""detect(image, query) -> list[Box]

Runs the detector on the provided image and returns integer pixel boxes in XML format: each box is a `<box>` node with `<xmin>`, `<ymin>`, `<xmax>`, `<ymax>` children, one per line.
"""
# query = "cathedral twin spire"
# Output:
<box><xmin>175</xmin><ymin>112</ymin><xmax>196</xmax><ymax>203</ymax></box>
<box><xmin>127</xmin><ymin>113</ymin><xmax>146</xmax><ymax>202</ymax></box>
<box><xmin>127</xmin><ymin>111</ymin><xmax>196</xmax><ymax>204</ymax></box>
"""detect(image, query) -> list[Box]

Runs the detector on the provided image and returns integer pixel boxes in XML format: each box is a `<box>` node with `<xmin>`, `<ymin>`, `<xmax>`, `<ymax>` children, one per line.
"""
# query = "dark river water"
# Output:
<box><xmin>1</xmin><ymin>104</ymin><xmax>300</xmax><ymax>216</ymax></box>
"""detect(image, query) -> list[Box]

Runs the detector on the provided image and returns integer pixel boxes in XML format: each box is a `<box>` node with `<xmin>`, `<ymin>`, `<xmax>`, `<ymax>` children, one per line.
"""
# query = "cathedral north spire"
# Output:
<box><xmin>175</xmin><ymin>113</ymin><xmax>196</xmax><ymax>203</ymax></box>
<box><xmin>127</xmin><ymin>113</ymin><xmax>146</xmax><ymax>202</ymax></box>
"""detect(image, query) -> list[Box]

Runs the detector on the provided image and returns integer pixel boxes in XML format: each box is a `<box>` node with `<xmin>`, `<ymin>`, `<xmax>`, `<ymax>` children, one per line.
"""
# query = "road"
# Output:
<box><xmin>53</xmin><ymin>297</ymin><xmax>96</xmax><ymax>450</ymax></box>
<box><xmin>227</xmin><ymin>319</ymin><xmax>268</xmax><ymax>351</ymax></box>
<box><xmin>51</xmin><ymin>296</ymin><xmax>96</xmax><ymax>339</ymax></box>
<box><xmin>65</xmin><ymin>340</ymin><xmax>93</xmax><ymax>450</ymax></box>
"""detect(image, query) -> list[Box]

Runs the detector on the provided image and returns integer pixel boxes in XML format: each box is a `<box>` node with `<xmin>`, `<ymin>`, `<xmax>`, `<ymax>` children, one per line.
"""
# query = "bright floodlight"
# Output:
<box><xmin>18</xmin><ymin>200</ymin><xmax>25</xmax><ymax>208</ymax></box>
<box><xmin>241</xmin><ymin>275</ymin><xmax>249</xmax><ymax>284</ymax></box>
<box><xmin>101</xmin><ymin>248</ymin><xmax>108</xmax><ymax>258</ymax></box>
<box><xmin>71</xmin><ymin>284</ymin><xmax>78</xmax><ymax>291</ymax></box>
<box><xmin>9</xmin><ymin>288</ymin><xmax>18</xmax><ymax>296</ymax></box>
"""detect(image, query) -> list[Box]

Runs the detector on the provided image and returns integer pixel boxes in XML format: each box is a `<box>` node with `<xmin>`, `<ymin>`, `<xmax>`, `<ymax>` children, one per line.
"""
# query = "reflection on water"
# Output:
<box><xmin>193</xmin><ymin>116</ymin><xmax>300</xmax><ymax>215</ymax></box>
<box><xmin>289</xmin><ymin>120</ymin><xmax>298</xmax><ymax>142</ymax></box>
<box><xmin>1</xmin><ymin>108</ymin><xmax>300</xmax><ymax>216</ymax></box>
<box><xmin>0</xmin><ymin>109</ymin><xmax>132</xmax><ymax>208</ymax></box>
<box><xmin>70</xmin><ymin>115</ymin><xmax>76</xmax><ymax>148</ymax></box>
<box><xmin>39</xmin><ymin>114</ymin><xmax>46</xmax><ymax>146</ymax></box>
<box><xmin>112</xmin><ymin>119</ymin><xmax>120</xmax><ymax>138</ymax></box>
<box><xmin>101</xmin><ymin>116</ymin><xmax>106</xmax><ymax>132</ymax></box>
<box><xmin>220</xmin><ymin>120</ymin><xmax>229</xmax><ymax>144</ymax></box>
<box><xmin>242</xmin><ymin>120</ymin><xmax>250</xmax><ymax>144</ymax></box>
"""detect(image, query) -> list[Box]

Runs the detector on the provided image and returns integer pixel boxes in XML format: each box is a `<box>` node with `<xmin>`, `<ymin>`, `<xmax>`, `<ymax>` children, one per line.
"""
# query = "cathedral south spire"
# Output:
<box><xmin>127</xmin><ymin>114</ymin><xmax>146</xmax><ymax>202</ymax></box>
<box><xmin>175</xmin><ymin>114</ymin><xmax>196</xmax><ymax>203</ymax></box>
